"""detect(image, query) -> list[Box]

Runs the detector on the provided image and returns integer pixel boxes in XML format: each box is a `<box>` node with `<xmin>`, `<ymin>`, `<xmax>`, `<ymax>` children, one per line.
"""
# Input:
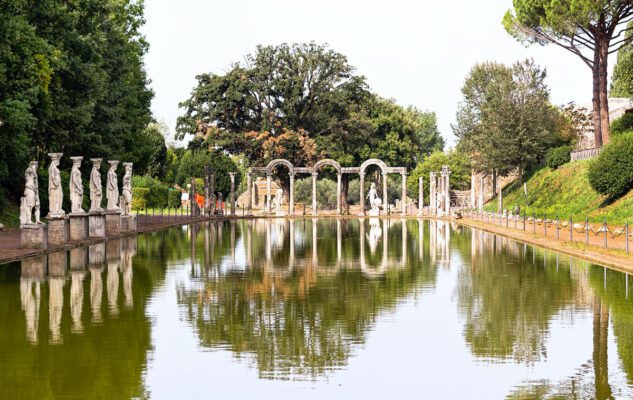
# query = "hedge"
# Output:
<box><xmin>545</xmin><ymin>145</ymin><xmax>572</xmax><ymax>169</ymax></box>
<box><xmin>168</xmin><ymin>189</ymin><xmax>181</xmax><ymax>209</ymax></box>
<box><xmin>588</xmin><ymin>131</ymin><xmax>633</xmax><ymax>199</ymax></box>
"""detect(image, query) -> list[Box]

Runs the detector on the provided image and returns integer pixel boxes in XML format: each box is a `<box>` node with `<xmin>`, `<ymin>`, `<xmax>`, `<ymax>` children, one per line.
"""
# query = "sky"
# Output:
<box><xmin>142</xmin><ymin>0</ymin><xmax>614</xmax><ymax>147</ymax></box>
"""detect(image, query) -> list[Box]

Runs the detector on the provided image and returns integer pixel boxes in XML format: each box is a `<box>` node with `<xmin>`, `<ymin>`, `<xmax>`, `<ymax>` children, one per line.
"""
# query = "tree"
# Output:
<box><xmin>504</xmin><ymin>1</ymin><xmax>633</xmax><ymax>147</ymax></box>
<box><xmin>175</xmin><ymin>149</ymin><xmax>239</xmax><ymax>196</ymax></box>
<box><xmin>138</xmin><ymin>122</ymin><xmax>168</xmax><ymax>179</ymax></box>
<box><xmin>407</xmin><ymin>150</ymin><xmax>471</xmax><ymax>203</ymax></box>
<box><xmin>611</xmin><ymin>21</ymin><xmax>633</xmax><ymax>97</ymax></box>
<box><xmin>453</xmin><ymin>60</ymin><xmax>559</xmax><ymax>181</ymax></box>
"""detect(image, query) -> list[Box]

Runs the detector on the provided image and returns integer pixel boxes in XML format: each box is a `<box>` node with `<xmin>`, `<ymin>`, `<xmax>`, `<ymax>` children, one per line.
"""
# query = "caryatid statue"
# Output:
<box><xmin>70</xmin><ymin>156</ymin><xmax>85</xmax><ymax>213</ymax></box>
<box><xmin>20</xmin><ymin>161</ymin><xmax>41</xmax><ymax>225</ymax></box>
<box><xmin>121</xmin><ymin>162</ymin><xmax>133</xmax><ymax>216</ymax></box>
<box><xmin>106</xmin><ymin>160</ymin><xmax>120</xmax><ymax>211</ymax></box>
<box><xmin>90</xmin><ymin>158</ymin><xmax>103</xmax><ymax>211</ymax></box>
<box><xmin>47</xmin><ymin>153</ymin><xmax>65</xmax><ymax>218</ymax></box>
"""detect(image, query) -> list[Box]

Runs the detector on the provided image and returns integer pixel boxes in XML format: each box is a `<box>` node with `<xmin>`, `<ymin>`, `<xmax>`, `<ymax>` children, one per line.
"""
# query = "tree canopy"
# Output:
<box><xmin>611</xmin><ymin>21</ymin><xmax>633</xmax><ymax>98</ymax></box>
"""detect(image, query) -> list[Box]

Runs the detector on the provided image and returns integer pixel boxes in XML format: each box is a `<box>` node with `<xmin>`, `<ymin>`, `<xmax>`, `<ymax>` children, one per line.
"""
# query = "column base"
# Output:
<box><xmin>20</xmin><ymin>223</ymin><xmax>47</xmax><ymax>249</ymax></box>
<box><xmin>89</xmin><ymin>211</ymin><xmax>106</xmax><ymax>238</ymax></box>
<box><xmin>88</xmin><ymin>242</ymin><xmax>106</xmax><ymax>266</ymax></box>
<box><xmin>69</xmin><ymin>212</ymin><xmax>89</xmax><ymax>241</ymax></box>
<box><xmin>105</xmin><ymin>210</ymin><xmax>122</xmax><ymax>236</ymax></box>
<box><xmin>121</xmin><ymin>215</ymin><xmax>137</xmax><ymax>232</ymax></box>
<box><xmin>47</xmin><ymin>216</ymin><xmax>68</xmax><ymax>246</ymax></box>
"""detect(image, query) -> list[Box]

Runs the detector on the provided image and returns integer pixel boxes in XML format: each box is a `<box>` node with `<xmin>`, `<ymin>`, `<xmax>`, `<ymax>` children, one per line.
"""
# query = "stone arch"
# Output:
<box><xmin>313</xmin><ymin>159</ymin><xmax>341</xmax><ymax>175</ymax></box>
<box><xmin>359</xmin><ymin>158</ymin><xmax>388</xmax><ymax>175</ymax></box>
<box><xmin>266</xmin><ymin>159</ymin><xmax>293</xmax><ymax>175</ymax></box>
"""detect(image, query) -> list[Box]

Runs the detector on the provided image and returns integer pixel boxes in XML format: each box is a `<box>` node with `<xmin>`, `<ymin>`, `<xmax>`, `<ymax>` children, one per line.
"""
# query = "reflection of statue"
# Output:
<box><xmin>47</xmin><ymin>153</ymin><xmax>65</xmax><ymax>218</ymax></box>
<box><xmin>70</xmin><ymin>157</ymin><xmax>85</xmax><ymax>213</ymax></box>
<box><xmin>367</xmin><ymin>218</ymin><xmax>382</xmax><ymax>254</ymax></box>
<box><xmin>272</xmin><ymin>188</ymin><xmax>284</xmax><ymax>213</ymax></box>
<box><xmin>106</xmin><ymin>161</ymin><xmax>120</xmax><ymax>211</ymax></box>
<box><xmin>120</xmin><ymin>163</ymin><xmax>133</xmax><ymax>216</ymax></box>
<box><xmin>21</xmin><ymin>161</ymin><xmax>41</xmax><ymax>225</ymax></box>
<box><xmin>366</xmin><ymin>183</ymin><xmax>382</xmax><ymax>216</ymax></box>
<box><xmin>90</xmin><ymin>158</ymin><xmax>103</xmax><ymax>212</ymax></box>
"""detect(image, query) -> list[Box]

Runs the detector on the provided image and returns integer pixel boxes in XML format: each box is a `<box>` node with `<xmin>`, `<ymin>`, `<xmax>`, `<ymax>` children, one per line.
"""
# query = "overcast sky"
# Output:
<box><xmin>143</xmin><ymin>0</ymin><xmax>614</xmax><ymax>147</ymax></box>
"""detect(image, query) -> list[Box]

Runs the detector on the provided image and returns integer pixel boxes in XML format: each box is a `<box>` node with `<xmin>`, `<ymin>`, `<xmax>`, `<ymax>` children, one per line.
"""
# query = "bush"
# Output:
<box><xmin>545</xmin><ymin>145</ymin><xmax>572</xmax><ymax>169</ymax></box>
<box><xmin>587</xmin><ymin>131</ymin><xmax>633</xmax><ymax>198</ymax></box>
<box><xmin>611</xmin><ymin>113</ymin><xmax>633</xmax><ymax>136</ymax></box>
<box><xmin>132</xmin><ymin>174</ymin><xmax>169</xmax><ymax>208</ymax></box>
<box><xmin>168</xmin><ymin>189</ymin><xmax>181</xmax><ymax>209</ymax></box>
<box><xmin>131</xmin><ymin>188</ymin><xmax>149</xmax><ymax>210</ymax></box>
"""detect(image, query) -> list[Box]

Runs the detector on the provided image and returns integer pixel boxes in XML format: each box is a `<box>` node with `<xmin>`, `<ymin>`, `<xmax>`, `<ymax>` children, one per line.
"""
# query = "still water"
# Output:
<box><xmin>2</xmin><ymin>218</ymin><xmax>633</xmax><ymax>399</ymax></box>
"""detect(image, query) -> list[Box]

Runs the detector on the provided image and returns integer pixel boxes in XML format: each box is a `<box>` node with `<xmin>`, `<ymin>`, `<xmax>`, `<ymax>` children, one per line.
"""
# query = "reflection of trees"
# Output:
<box><xmin>456</xmin><ymin>231</ymin><xmax>576</xmax><ymax>364</ymax></box>
<box><xmin>177</xmin><ymin>218</ymin><xmax>438</xmax><ymax>379</ymax></box>
<box><xmin>0</xmin><ymin>237</ymin><xmax>168</xmax><ymax>399</ymax></box>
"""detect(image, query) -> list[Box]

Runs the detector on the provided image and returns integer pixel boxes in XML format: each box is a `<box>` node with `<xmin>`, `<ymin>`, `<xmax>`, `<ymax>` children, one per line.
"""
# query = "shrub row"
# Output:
<box><xmin>132</xmin><ymin>175</ymin><xmax>182</xmax><ymax>209</ymax></box>
<box><xmin>588</xmin><ymin>131</ymin><xmax>633</xmax><ymax>199</ymax></box>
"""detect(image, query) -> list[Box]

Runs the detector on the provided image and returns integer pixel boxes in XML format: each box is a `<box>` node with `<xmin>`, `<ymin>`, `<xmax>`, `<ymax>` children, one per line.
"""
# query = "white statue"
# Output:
<box><xmin>47</xmin><ymin>153</ymin><xmax>65</xmax><ymax>218</ymax></box>
<box><xmin>90</xmin><ymin>158</ymin><xmax>103</xmax><ymax>212</ymax></box>
<box><xmin>21</xmin><ymin>161</ymin><xmax>41</xmax><ymax>225</ymax></box>
<box><xmin>271</xmin><ymin>188</ymin><xmax>284</xmax><ymax>213</ymax></box>
<box><xmin>366</xmin><ymin>183</ymin><xmax>382</xmax><ymax>216</ymax></box>
<box><xmin>106</xmin><ymin>160</ymin><xmax>120</xmax><ymax>211</ymax></box>
<box><xmin>121</xmin><ymin>162</ymin><xmax>133</xmax><ymax>216</ymax></box>
<box><xmin>70</xmin><ymin>157</ymin><xmax>84</xmax><ymax>213</ymax></box>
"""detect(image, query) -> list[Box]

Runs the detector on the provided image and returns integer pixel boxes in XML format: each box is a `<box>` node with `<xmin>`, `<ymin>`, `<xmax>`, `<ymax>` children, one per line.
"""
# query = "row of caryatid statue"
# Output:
<box><xmin>20</xmin><ymin>153</ymin><xmax>135</xmax><ymax>249</ymax></box>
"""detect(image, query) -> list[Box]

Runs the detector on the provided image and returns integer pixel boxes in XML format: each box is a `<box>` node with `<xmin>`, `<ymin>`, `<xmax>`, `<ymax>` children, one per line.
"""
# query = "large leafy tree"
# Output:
<box><xmin>504</xmin><ymin>0</ymin><xmax>633</xmax><ymax>147</ymax></box>
<box><xmin>611</xmin><ymin>21</ymin><xmax>633</xmax><ymax>97</ymax></box>
<box><xmin>453</xmin><ymin>59</ymin><xmax>559</xmax><ymax>181</ymax></box>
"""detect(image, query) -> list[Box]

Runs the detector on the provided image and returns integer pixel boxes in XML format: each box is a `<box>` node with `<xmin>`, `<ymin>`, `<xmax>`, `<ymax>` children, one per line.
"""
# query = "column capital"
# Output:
<box><xmin>311</xmin><ymin>172</ymin><xmax>318</xmax><ymax>177</ymax></box>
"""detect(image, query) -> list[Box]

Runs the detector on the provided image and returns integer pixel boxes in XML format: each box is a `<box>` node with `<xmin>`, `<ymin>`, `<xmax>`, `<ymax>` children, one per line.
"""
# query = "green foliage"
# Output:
<box><xmin>545</xmin><ymin>145</ymin><xmax>572</xmax><ymax>169</ymax></box>
<box><xmin>294</xmin><ymin>178</ymin><xmax>338</xmax><ymax>209</ymax></box>
<box><xmin>611</xmin><ymin>114</ymin><xmax>633</xmax><ymax>136</ymax></box>
<box><xmin>175</xmin><ymin>149</ymin><xmax>239</xmax><ymax>196</ymax></box>
<box><xmin>131</xmin><ymin>187</ymin><xmax>149</xmax><ymax>210</ymax></box>
<box><xmin>453</xmin><ymin>59</ymin><xmax>558</xmax><ymax>177</ymax></box>
<box><xmin>588</xmin><ymin>132</ymin><xmax>633</xmax><ymax>199</ymax></box>
<box><xmin>168</xmin><ymin>189</ymin><xmax>181</xmax><ymax>209</ymax></box>
<box><xmin>407</xmin><ymin>150</ymin><xmax>472</xmax><ymax>203</ymax></box>
<box><xmin>139</xmin><ymin>122</ymin><xmax>168</xmax><ymax>179</ymax></box>
<box><xmin>611</xmin><ymin>21</ymin><xmax>633</xmax><ymax>98</ymax></box>
<box><xmin>132</xmin><ymin>175</ymin><xmax>169</xmax><ymax>208</ymax></box>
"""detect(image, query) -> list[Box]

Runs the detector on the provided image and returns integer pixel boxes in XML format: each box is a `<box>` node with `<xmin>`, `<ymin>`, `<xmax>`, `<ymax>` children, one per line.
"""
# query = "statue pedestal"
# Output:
<box><xmin>69</xmin><ymin>212</ymin><xmax>89</xmax><ymax>241</ymax></box>
<box><xmin>47</xmin><ymin>216</ymin><xmax>68</xmax><ymax>246</ymax></box>
<box><xmin>121</xmin><ymin>215</ymin><xmax>137</xmax><ymax>232</ymax></box>
<box><xmin>21</xmin><ymin>224</ymin><xmax>47</xmax><ymax>249</ymax></box>
<box><xmin>105</xmin><ymin>209</ymin><xmax>122</xmax><ymax>236</ymax></box>
<box><xmin>367</xmin><ymin>209</ymin><xmax>380</xmax><ymax>217</ymax></box>
<box><xmin>275</xmin><ymin>211</ymin><xmax>287</xmax><ymax>217</ymax></box>
<box><xmin>89</xmin><ymin>211</ymin><xmax>106</xmax><ymax>238</ymax></box>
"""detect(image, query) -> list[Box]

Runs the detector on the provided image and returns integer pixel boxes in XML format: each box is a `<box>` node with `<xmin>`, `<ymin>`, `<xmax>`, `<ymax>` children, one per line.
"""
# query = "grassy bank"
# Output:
<box><xmin>484</xmin><ymin>160</ymin><xmax>633</xmax><ymax>225</ymax></box>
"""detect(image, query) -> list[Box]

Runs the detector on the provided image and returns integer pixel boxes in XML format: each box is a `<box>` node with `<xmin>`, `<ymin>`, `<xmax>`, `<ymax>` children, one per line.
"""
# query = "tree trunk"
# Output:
<box><xmin>598</xmin><ymin>39</ymin><xmax>610</xmax><ymax>145</ymax></box>
<box><xmin>492</xmin><ymin>169</ymin><xmax>497</xmax><ymax>198</ymax></box>
<box><xmin>592</xmin><ymin>47</ymin><xmax>603</xmax><ymax>148</ymax></box>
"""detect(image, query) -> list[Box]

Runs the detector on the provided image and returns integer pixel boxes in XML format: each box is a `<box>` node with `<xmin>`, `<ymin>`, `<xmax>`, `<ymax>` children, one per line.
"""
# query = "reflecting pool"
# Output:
<box><xmin>1</xmin><ymin>218</ymin><xmax>633</xmax><ymax>399</ymax></box>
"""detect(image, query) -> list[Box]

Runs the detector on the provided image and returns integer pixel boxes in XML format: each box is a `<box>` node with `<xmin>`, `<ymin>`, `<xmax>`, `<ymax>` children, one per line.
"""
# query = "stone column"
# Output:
<box><xmin>442</xmin><ymin>166</ymin><xmax>451</xmax><ymax>215</ymax></box>
<box><xmin>382</xmin><ymin>172</ymin><xmax>389</xmax><ymax>214</ymax></box>
<box><xmin>246</xmin><ymin>172</ymin><xmax>253</xmax><ymax>216</ymax></box>
<box><xmin>498</xmin><ymin>186</ymin><xmax>503</xmax><ymax>213</ymax></box>
<box><xmin>265</xmin><ymin>174</ymin><xmax>272</xmax><ymax>214</ymax></box>
<box><xmin>229</xmin><ymin>172</ymin><xmax>236</xmax><ymax>216</ymax></box>
<box><xmin>105</xmin><ymin>160</ymin><xmax>121</xmax><ymax>237</ymax></box>
<box><xmin>47</xmin><ymin>153</ymin><xmax>68</xmax><ymax>246</ymax></box>
<box><xmin>471</xmin><ymin>170</ymin><xmax>476</xmax><ymax>210</ymax></box>
<box><xmin>478</xmin><ymin>176</ymin><xmax>485</xmax><ymax>212</ymax></box>
<box><xmin>418</xmin><ymin>177</ymin><xmax>424</xmax><ymax>216</ymax></box>
<box><xmin>429</xmin><ymin>172</ymin><xmax>436</xmax><ymax>215</ymax></box>
<box><xmin>311</xmin><ymin>172</ymin><xmax>318</xmax><ymax>216</ymax></box>
<box><xmin>401</xmin><ymin>172</ymin><xmax>407</xmax><ymax>216</ymax></box>
<box><xmin>336</xmin><ymin>173</ymin><xmax>342</xmax><ymax>215</ymax></box>
<box><xmin>204</xmin><ymin>166</ymin><xmax>211</xmax><ymax>216</ymax></box>
<box><xmin>289</xmin><ymin>173</ymin><xmax>295</xmax><ymax>216</ymax></box>
<box><xmin>359</xmin><ymin>173</ymin><xmax>365</xmax><ymax>216</ymax></box>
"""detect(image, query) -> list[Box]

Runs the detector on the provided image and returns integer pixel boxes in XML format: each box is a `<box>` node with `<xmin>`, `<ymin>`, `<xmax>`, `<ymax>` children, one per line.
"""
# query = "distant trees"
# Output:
<box><xmin>453</xmin><ymin>59</ymin><xmax>560</xmax><ymax>181</ymax></box>
<box><xmin>504</xmin><ymin>1</ymin><xmax>633</xmax><ymax>147</ymax></box>
<box><xmin>0</xmin><ymin>0</ymin><xmax>155</xmax><ymax>206</ymax></box>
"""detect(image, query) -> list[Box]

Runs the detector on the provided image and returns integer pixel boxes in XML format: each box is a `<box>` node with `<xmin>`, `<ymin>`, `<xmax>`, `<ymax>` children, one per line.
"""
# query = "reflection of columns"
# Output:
<box><xmin>107</xmin><ymin>261</ymin><xmax>119</xmax><ymax>316</ymax></box>
<box><xmin>336</xmin><ymin>174</ymin><xmax>342</xmax><ymax>215</ymax></box>
<box><xmin>20</xmin><ymin>257</ymin><xmax>43</xmax><ymax>344</ymax></box>
<box><xmin>430</xmin><ymin>172</ymin><xmax>436</xmax><ymax>215</ymax></box>
<box><xmin>266</xmin><ymin>174</ymin><xmax>272</xmax><ymax>213</ymax></box>
<box><xmin>289</xmin><ymin>219</ymin><xmax>295</xmax><ymax>265</ymax></box>
<box><xmin>230</xmin><ymin>220</ymin><xmax>236</xmax><ymax>264</ymax></box>
<box><xmin>265</xmin><ymin>220</ymin><xmax>272</xmax><ymax>264</ymax></box>
<box><xmin>311</xmin><ymin>172</ymin><xmax>318</xmax><ymax>216</ymax></box>
<box><xmin>418</xmin><ymin>218</ymin><xmax>424</xmax><ymax>260</ymax></box>
<box><xmin>382</xmin><ymin>219</ymin><xmax>388</xmax><ymax>267</ymax></box>
<box><xmin>401</xmin><ymin>219</ymin><xmax>407</xmax><ymax>266</ymax></box>
<box><xmin>359</xmin><ymin>219</ymin><xmax>365</xmax><ymax>266</ymax></box>
<box><xmin>359</xmin><ymin>173</ymin><xmax>366</xmax><ymax>216</ymax></box>
<box><xmin>401</xmin><ymin>172</ymin><xmax>407</xmax><ymax>216</ymax></box>
<box><xmin>229</xmin><ymin>172</ymin><xmax>236</xmax><ymax>216</ymax></box>
<box><xmin>122</xmin><ymin>261</ymin><xmax>133</xmax><ymax>309</ymax></box>
<box><xmin>429</xmin><ymin>219</ymin><xmax>436</xmax><ymax>263</ymax></box>
<box><xmin>289</xmin><ymin>173</ymin><xmax>295</xmax><ymax>216</ymax></box>
<box><xmin>49</xmin><ymin>277</ymin><xmax>65</xmax><ymax>344</ymax></box>
<box><xmin>70</xmin><ymin>271</ymin><xmax>85</xmax><ymax>333</ymax></box>
<box><xmin>312</xmin><ymin>218</ymin><xmax>318</xmax><ymax>266</ymax></box>
<box><xmin>246</xmin><ymin>172</ymin><xmax>253</xmax><ymax>216</ymax></box>
<box><xmin>418</xmin><ymin>177</ymin><xmax>424</xmax><ymax>216</ymax></box>
<box><xmin>336</xmin><ymin>219</ymin><xmax>342</xmax><ymax>266</ymax></box>
<box><xmin>382</xmin><ymin>173</ymin><xmax>389</xmax><ymax>214</ymax></box>
<box><xmin>90</xmin><ymin>267</ymin><xmax>103</xmax><ymax>323</ymax></box>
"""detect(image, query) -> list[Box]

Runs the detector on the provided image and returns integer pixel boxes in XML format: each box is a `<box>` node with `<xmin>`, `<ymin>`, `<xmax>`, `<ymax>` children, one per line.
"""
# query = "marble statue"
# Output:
<box><xmin>70</xmin><ymin>157</ymin><xmax>85</xmax><ymax>213</ymax></box>
<box><xmin>271</xmin><ymin>188</ymin><xmax>284</xmax><ymax>213</ymax></box>
<box><xmin>21</xmin><ymin>161</ymin><xmax>41</xmax><ymax>225</ymax></box>
<box><xmin>106</xmin><ymin>160</ymin><xmax>120</xmax><ymax>211</ymax></box>
<box><xmin>90</xmin><ymin>158</ymin><xmax>103</xmax><ymax>212</ymax></box>
<box><xmin>47</xmin><ymin>153</ymin><xmax>65</xmax><ymax>218</ymax></box>
<box><xmin>366</xmin><ymin>183</ymin><xmax>382</xmax><ymax>216</ymax></box>
<box><xmin>121</xmin><ymin>162</ymin><xmax>133</xmax><ymax>216</ymax></box>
